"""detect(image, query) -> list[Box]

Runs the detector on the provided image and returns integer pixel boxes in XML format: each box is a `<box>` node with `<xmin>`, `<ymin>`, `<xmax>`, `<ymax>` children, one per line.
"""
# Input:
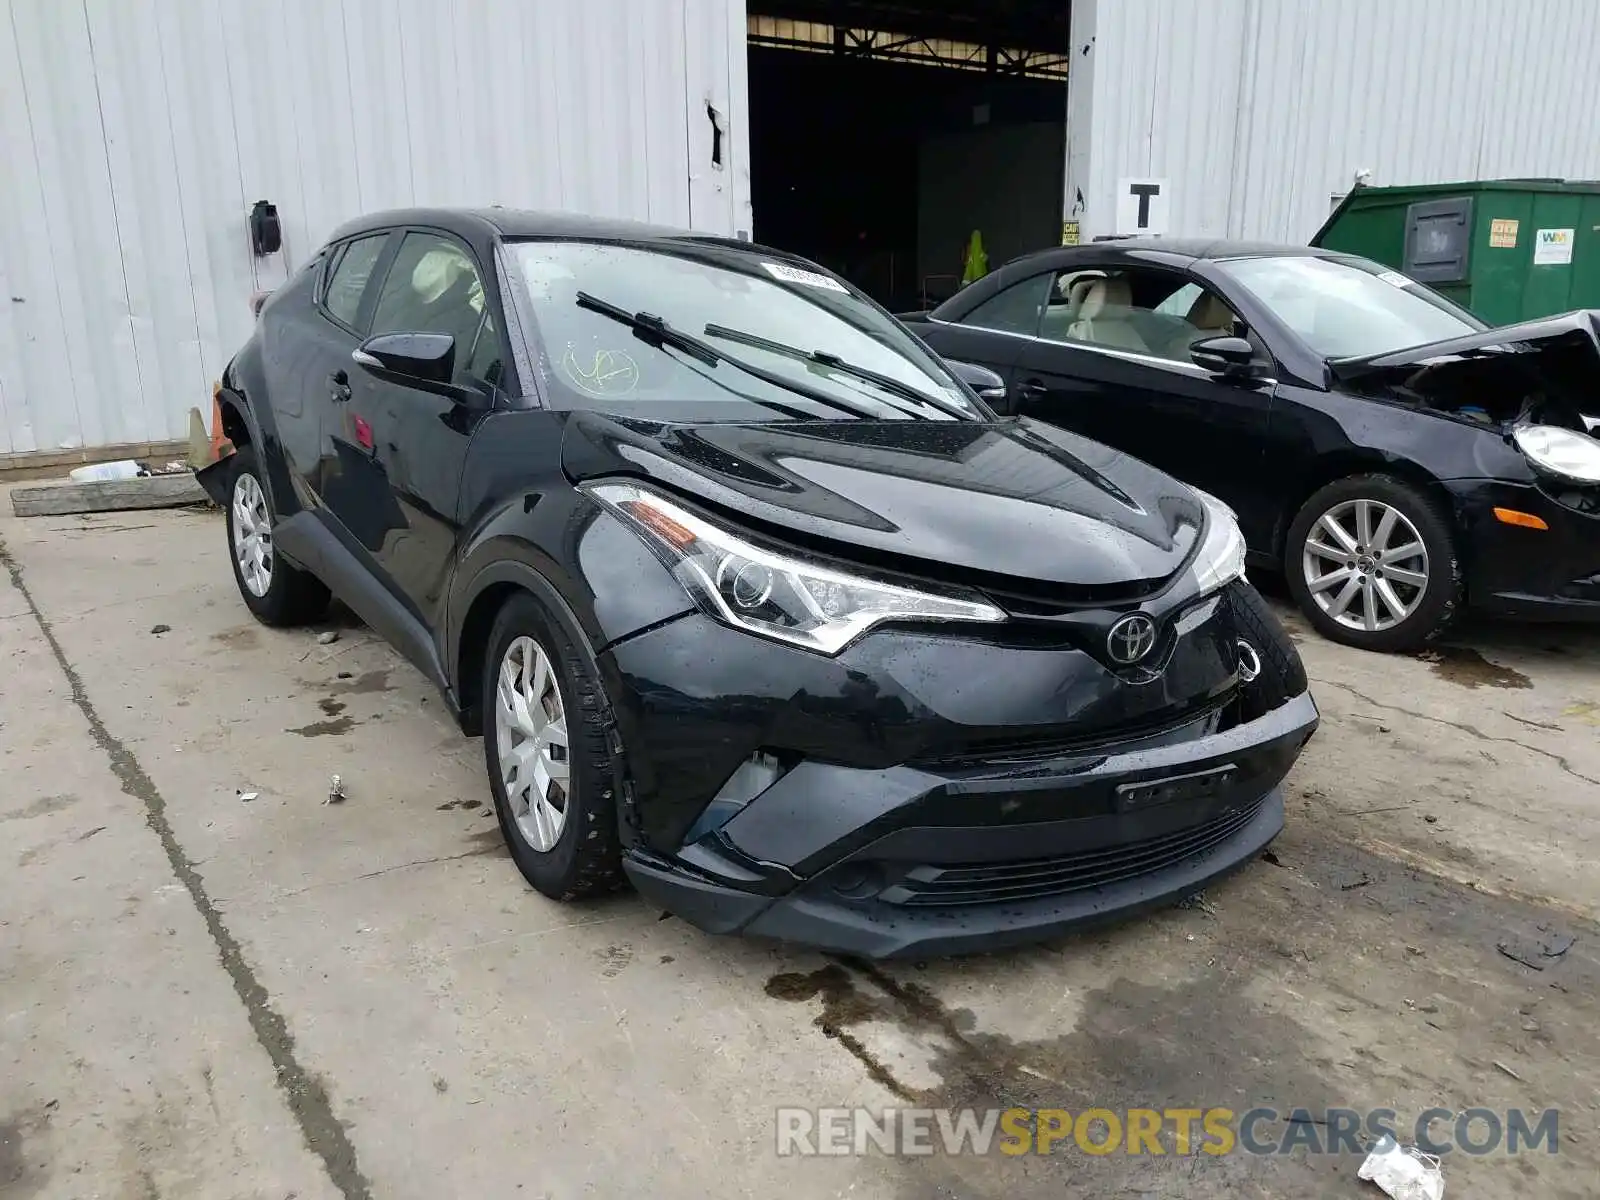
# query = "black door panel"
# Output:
<box><xmin>263</xmin><ymin>285</ymin><xmax>359</xmax><ymax>511</ymax></box>
<box><xmin>320</xmin><ymin>229</ymin><xmax>503</xmax><ymax>626</ymax></box>
<box><xmin>911</xmin><ymin>322</ymin><xmax>1028</xmax><ymax>414</ymax></box>
<box><xmin>334</xmin><ymin>369</ymin><xmax>485</xmax><ymax>626</ymax></box>
<box><xmin>922</xmin><ymin>262</ymin><xmax>1281</xmax><ymax>552</ymax></box>
<box><xmin>1012</xmin><ymin>340</ymin><xmax>1277</xmax><ymax>549</ymax></box>
<box><xmin>303</xmin><ymin>232</ymin><xmax>395</xmax><ymax>511</ymax></box>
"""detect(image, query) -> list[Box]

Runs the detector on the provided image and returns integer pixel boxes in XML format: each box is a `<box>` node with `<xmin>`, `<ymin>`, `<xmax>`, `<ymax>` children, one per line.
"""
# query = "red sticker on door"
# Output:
<box><xmin>354</xmin><ymin>415</ymin><xmax>374</xmax><ymax>450</ymax></box>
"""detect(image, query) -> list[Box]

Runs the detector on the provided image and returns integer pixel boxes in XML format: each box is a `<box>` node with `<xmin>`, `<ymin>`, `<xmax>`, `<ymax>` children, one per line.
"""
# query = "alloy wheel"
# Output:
<box><xmin>232</xmin><ymin>473</ymin><xmax>274</xmax><ymax>597</ymax></box>
<box><xmin>494</xmin><ymin>635</ymin><xmax>571</xmax><ymax>852</ymax></box>
<box><xmin>1301</xmin><ymin>498</ymin><xmax>1429</xmax><ymax>633</ymax></box>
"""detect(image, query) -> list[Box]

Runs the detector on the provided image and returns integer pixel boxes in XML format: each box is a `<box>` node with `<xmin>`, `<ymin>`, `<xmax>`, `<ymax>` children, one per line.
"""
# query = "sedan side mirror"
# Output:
<box><xmin>1190</xmin><ymin>335</ymin><xmax>1262</xmax><ymax>380</ymax></box>
<box><xmin>354</xmin><ymin>332</ymin><xmax>456</xmax><ymax>386</ymax></box>
<box><xmin>945</xmin><ymin>358</ymin><xmax>1008</xmax><ymax>403</ymax></box>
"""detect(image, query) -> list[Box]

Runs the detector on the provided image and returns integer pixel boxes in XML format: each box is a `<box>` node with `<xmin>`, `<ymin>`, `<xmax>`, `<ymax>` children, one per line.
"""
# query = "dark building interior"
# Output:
<box><xmin>746</xmin><ymin>0</ymin><xmax>1073</xmax><ymax>311</ymax></box>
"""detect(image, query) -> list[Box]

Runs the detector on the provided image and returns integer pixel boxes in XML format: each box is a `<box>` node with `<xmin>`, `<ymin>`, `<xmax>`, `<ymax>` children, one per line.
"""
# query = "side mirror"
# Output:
<box><xmin>945</xmin><ymin>358</ymin><xmax>1008</xmax><ymax>403</ymax></box>
<box><xmin>1190</xmin><ymin>335</ymin><xmax>1262</xmax><ymax>379</ymax></box>
<box><xmin>353</xmin><ymin>332</ymin><xmax>456</xmax><ymax>386</ymax></box>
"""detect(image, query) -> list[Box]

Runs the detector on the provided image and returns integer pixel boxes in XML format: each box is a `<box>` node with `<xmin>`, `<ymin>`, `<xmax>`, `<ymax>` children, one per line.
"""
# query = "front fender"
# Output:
<box><xmin>444</xmin><ymin>491</ymin><xmax>694</xmax><ymax>694</ymax></box>
<box><xmin>195</xmin><ymin>452</ymin><xmax>234</xmax><ymax>507</ymax></box>
<box><xmin>194</xmin><ymin>386</ymin><xmax>267</xmax><ymax>506</ymax></box>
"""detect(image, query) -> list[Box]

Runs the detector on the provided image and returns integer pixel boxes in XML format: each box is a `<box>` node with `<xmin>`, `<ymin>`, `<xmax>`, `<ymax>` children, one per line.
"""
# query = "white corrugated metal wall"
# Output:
<box><xmin>0</xmin><ymin>0</ymin><xmax>751</xmax><ymax>457</ymax></box>
<box><xmin>1072</xmin><ymin>0</ymin><xmax>1600</xmax><ymax>243</ymax></box>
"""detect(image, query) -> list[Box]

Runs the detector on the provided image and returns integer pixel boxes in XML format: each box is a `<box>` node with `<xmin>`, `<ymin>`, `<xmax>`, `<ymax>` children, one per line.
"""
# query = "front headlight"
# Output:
<box><xmin>585</xmin><ymin>481</ymin><xmax>1006</xmax><ymax>654</ymax></box>
<box><xmin>1513</xmin><ymin>424</ymin><xmax>1600</xmax><ymax>484</ymax></box>
<box><xmin>1186</xmin><ymin>489</ymin><xmax>1247</xmax><ymax>596</ymax></box>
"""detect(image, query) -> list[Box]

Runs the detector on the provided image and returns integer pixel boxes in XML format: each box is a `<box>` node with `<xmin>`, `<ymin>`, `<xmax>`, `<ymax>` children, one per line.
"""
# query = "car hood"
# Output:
<box><xmin>1329</xmin><ymin>310</ymin><xmax>1600</xmax><ymax>380</ymax></box>
<box><xmin>1328</xmin><ymin>310</ymin><xmax>1600</xmax><ymax>429</ymax></box>
<box><xmin>561</xmin><ymin>413</ymin><xmax>1204</xmax><ymax>591</ymax></box>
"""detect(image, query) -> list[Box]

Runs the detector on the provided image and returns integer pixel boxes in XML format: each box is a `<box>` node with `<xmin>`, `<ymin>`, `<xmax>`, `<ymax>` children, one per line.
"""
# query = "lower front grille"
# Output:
<box><xmin>879</xmin><ymin>798</ymin><xmax>1266</xmax><ymax>907</ymax></box>
<box><xmin>909</xmin><ymin>697</ymin><xmax>1236</xmax><ymax>769</ymax></box>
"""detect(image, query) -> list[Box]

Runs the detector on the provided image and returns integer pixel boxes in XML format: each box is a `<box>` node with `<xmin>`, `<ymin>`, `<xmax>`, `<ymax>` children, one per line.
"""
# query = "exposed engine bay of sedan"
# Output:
<box><xmin>1339</xmin><ymin>322</ymin><xmax>1599</xmax><ymax>435</ymax></box>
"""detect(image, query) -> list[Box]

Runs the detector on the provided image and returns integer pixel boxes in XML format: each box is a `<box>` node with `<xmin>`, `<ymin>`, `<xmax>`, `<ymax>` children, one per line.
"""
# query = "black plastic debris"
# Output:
<box><xmin>1497</xmin><ymin>925</ymin><xmax>1577</xmax><ymax>970</ymax></box>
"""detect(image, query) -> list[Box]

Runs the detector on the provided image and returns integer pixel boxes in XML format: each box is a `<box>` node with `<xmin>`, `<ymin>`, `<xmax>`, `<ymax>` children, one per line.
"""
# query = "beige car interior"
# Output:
<box><xmin>1186</xmin><ymin>291</ymin><xmax>1239</xmax><ymax>339</ymax></box>
<box><xmin>1066</xmin><ymin>277</ymin><xmax>1150</xmax><ymax>352</ymax></box>
<box><xmin>1033</xmin><ymin>270</ymin><xmax>1249</xmax><ymax>363</ymax></box>
<box><xmin>1038</xmin><ymin>273</ymin><xmax>1098</xmax><ymax>341</ymax></box>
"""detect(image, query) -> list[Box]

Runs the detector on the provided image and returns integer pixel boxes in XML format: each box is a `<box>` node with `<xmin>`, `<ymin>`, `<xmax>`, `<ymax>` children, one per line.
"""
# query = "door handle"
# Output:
<box><xmin>1017</xmin><ymin>379</ymin><xmax>1048</xmax><ymax>402</ymax></box>
<box><xmin>328</xmin><ymin>370</ymin><xmax>351</xmax><ymax>403</ymax></box>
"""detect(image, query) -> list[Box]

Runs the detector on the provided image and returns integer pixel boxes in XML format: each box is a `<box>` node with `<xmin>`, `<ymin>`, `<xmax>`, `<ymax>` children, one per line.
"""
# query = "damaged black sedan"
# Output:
<box><xmin>907</xmin><ymin>242</ymin><xmax>1600</xmax><ymax>651</ymax></box>
<box><xmin>200</xmin><ymin>209</ymin><xmax>1317</xmax><ymax>958</ymax></box>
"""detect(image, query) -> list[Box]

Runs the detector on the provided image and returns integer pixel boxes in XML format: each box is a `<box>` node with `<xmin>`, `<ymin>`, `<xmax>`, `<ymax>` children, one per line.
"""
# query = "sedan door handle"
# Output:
<box><xmin>1017</xmin><ymin>379</ymin><xmax>1048</xmax><ymax>402</ymax></box>
<box><xmin>328</xmin><ymin>370</ymin><xmax>351</xmax><ymax>403</ymax></box>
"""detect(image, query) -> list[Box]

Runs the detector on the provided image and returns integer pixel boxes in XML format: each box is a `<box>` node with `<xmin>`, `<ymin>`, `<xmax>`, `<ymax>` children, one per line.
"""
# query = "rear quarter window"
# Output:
<box><xmin>321</xmin><ymin>234</ymin><xmax>388</xmax><ymax>328</ymax></box>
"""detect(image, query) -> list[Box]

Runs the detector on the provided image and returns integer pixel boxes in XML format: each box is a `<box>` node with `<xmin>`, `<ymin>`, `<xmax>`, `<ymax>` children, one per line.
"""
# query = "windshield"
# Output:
<box><xmin>509</xmin><ymin>240</ymin><xmax>982</xmax><ymax>421</ymax></box>
<box><xmin>1216</xmin><ymin>255</ymin><xmax>1483</xmax><ymax>359</ymax></box>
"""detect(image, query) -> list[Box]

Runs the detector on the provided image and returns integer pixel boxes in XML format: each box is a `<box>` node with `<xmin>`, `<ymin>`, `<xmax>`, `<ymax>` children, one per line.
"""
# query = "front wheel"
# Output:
<box><xmin>1284</xmin><ymin>474</ymin><xmax>1460</xmax><ymax>653</ymax></box>
<box><xmin>482</xmin><ymin>593</ymin><xmax>623</xmax><ymax>901</ymax></box>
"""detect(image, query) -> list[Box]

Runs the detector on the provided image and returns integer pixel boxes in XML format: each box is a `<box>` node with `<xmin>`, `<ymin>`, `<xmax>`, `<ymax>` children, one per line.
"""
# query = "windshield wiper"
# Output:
<box><xmin>702</xmin><ymin>323</ymin><xmax>974</xmax><ymax>420</ymax></box>
<box><xmin>577</xmin><ymin>291</ymin><xmax>720</xmax><ymax>365</ymax></box>
<box><xmin>575</xmin><ymin>291</ymin><xmax>900</xmax><ymax>421</ymax></box>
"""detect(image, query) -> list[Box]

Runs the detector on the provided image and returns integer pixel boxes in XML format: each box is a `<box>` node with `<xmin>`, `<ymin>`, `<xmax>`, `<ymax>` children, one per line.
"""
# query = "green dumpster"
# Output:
<box><xmin>1311</xmin><ymin>178</ymin><xmax>1600</xmax><ymax>326</ymax></box>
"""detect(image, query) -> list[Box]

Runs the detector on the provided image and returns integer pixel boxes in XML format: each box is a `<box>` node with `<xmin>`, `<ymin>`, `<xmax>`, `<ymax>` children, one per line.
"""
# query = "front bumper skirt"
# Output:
<box><xmin>622</xmin><ymin>689</ymin><xmax>1318</xmax><ymax>958</ymax></box>
<box><xmin>1449</xmin><ymin>478</ymin><xmax>1600</xmax><ymax>620</ymax></box>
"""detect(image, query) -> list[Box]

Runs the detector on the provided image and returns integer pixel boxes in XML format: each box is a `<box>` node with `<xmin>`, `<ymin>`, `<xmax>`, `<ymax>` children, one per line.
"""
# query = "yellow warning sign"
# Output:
<box><xmin>1061</xmin><ymin>221</ymin><xmax>1080</xmax><ymax>246</ymax></box>
<box><xmin>1489</xmin><ymin>218</ymin><xmax>1519</xmax><ymax>249</ymax></box>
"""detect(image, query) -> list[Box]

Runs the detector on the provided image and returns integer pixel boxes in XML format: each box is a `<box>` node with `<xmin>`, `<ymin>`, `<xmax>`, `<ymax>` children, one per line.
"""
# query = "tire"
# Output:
<box><xmin>481</xmin><ymin>592</ymin><xmax>623</xmax><ymax>901</ymax></box>
<box><xmin>1226</xmin><ymin>581</ymin><xmax>1307</xmax><ymax>720</ymax></box>
<box><xmin>224</xmin><ymin>445</ymin><xmax>330</xmax><ymax>626</ymax></box>
<box><xmin>1284</xmin><ymin>474</ymin><xmax>1460</xmax><ymax>653</ymax></box>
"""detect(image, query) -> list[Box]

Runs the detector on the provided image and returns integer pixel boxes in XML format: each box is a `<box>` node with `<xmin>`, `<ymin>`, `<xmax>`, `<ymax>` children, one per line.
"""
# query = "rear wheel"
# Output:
<box><xmin>482</xmin><ymin>593</ymin><xmax>623</xmax><ymax>900</ymax></box>
<box><xmin>1284</xmin><ymin>474</ymin><xmax>1459</xmax><ymax>652</ymax></box>
<box><xmin>225</xmin><ymin>445</ymin><xmax>329</xmax><ymax>626</ymax></box>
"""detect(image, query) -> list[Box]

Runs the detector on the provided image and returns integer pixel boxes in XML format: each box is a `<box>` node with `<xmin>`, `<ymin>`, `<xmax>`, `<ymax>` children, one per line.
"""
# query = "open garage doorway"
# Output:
<box><xmin>746</xmin><ymin>2</ymin><xmax>1071</xmax><ymax>312</ymax></box>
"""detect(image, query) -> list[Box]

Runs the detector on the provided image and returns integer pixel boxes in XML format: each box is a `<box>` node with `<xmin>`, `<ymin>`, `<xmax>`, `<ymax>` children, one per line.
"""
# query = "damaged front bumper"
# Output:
<box><xmin>618</xmin><ymin>681</ymin><xmax>1319</xmax><ymax>958</ymax></box>
<box><xmin>1449</xmin><ymin>476</ymin><xmax>1600</xmax><ymax>619</ymax></box>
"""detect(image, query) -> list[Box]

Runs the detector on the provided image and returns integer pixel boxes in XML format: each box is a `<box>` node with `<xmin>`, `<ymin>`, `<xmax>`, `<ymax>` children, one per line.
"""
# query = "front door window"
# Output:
<box><xmin>1037</xmin><ymin>267</ymin><xmax>1247</xmax><ymax>364</ymax></box>
<box><xmin>369</xmin><ymin>233</ymin><xmax>503</xmax><ymax>389</ymax></box>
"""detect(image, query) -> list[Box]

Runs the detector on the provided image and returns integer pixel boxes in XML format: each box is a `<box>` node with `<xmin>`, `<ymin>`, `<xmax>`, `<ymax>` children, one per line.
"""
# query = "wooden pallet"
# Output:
<box><xmin>11</xmin><ymin>473</ymin><xmax>209</xmax><ymax>517</ymax></box>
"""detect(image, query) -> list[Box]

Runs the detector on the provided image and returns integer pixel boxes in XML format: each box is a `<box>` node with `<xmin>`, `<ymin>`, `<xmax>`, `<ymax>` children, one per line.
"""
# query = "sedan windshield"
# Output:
<box><xmin>1216</xmin><ymin>255</ymin><xmax>1482</xmax><ymax>359</ymax></box>
<box><xmin>509</xmin><ymin>240</ymin><xmax>982</xmax><ymax>421</ymax></box>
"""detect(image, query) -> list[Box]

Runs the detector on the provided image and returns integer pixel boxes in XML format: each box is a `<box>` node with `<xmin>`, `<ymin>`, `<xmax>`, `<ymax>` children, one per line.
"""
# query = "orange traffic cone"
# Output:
<box><xmin>209</xmin><ymin>383</ymin><xmax>234</xmax><ymax>464</ymax></box>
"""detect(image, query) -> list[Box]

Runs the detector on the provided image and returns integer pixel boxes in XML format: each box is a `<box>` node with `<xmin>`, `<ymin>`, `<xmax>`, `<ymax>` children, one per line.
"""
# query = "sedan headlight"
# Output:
<box><xmin>1186</xmin><ymin>489</ymin><xmax>1247</xmax><ymax>596</ymax></box>
<box><xmin>1513</xmin><ymin>424</ymin><xmax>1600</xmax><ymax>484</ymax></box>
<box><xmin>586</xmin><ymin>481</ymin><xmax>1006</xmax><ymax>654</ymax></box>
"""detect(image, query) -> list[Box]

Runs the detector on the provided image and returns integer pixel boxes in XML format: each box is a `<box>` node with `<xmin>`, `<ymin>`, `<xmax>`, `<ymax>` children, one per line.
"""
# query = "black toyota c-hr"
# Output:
<box><xmin>197</xmin><ymin>207</ymin><xmax>1318</xmax><ymax>958</ymax></box>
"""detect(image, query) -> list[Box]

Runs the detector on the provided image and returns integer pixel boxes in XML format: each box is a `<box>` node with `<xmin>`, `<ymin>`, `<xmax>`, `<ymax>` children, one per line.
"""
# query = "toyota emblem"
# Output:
<box><xmin>1106</xmin><ymin>613</ymin><xmax>1157</xmax><ymax>664</ymax></box>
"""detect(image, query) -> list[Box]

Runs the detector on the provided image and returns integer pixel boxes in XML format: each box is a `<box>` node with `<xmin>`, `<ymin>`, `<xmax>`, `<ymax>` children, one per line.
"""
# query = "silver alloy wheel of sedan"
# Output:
<box><xmin>495</xmin><ymin>635</ymin><xmax>571</xmax><ymax>851</ymax></box>
<box><xmin>1302</xmin><ymin>498</ymin><xmax>1430</xmax><ymax>633</ymax></box>
<box><xmin>232</xmin><ymin>472</ymin><xmax>274</xmax><ymax>597</ymax></box>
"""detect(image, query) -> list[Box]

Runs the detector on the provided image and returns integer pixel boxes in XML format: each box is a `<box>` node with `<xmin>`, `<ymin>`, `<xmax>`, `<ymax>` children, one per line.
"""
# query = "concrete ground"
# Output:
<box><xmin>2</xmin><ymin>500</ymin><xmax>1597</xmax><ymax>1200</ymax></box>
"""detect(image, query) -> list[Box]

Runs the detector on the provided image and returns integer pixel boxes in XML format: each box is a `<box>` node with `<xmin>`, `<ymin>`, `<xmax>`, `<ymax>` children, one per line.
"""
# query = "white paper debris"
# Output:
<box><xmin>1358</xmin><ymin>1134</ymin><xmax>1444</xmax><ymax>1200</ymax></box>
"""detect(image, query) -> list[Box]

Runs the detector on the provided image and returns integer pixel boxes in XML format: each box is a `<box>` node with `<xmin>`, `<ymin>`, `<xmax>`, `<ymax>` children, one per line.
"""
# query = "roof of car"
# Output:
<box><xmin>1067</xmin><ymin>237</ymin><xmax>1340</xmax><ymax>262</ymax></box>
<box><xmin>326</xmin><ymin>206</ymin><xmax>742</xmax><ymax>248</ymax></box>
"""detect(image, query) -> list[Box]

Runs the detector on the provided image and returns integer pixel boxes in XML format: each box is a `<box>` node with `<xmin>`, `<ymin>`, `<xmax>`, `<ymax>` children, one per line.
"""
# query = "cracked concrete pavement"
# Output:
<box><xmin>2</xmin><ymin>501</ymin><xmax>1597</xmax><ymax>1199</ymax></box>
